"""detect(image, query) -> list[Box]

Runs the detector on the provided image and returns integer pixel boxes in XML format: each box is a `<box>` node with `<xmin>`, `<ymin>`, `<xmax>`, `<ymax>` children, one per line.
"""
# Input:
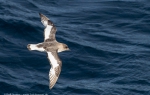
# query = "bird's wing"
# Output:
<box><xmin>47</xmin><ymin>51</ymin><xmax>62</xmax><ymax>89</ymax></box>
<box><xmin>39</xmin><ymin>13</ymin><xmax>57</xmax><ymax>42</ymax></box>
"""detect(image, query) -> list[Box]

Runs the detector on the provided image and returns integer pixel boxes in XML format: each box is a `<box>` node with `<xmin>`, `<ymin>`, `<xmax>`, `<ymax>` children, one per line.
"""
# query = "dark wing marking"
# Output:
<box><xmin>39</xmin><ymin>13</ymin><xmax>57</xmax><ymax>42</ymax></box>
<box><xmin>47</xmin><ymin>51</ymin><xmax>62</xmax><ymax>89</ymax></box>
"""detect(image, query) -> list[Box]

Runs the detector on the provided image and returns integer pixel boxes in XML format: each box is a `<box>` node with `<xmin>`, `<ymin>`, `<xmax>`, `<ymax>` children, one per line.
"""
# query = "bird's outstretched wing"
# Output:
<box><xmin>39</xmin><ymin>13</ymin><xmax>57</xmax><ymax>42</ymax></box>
<box><xmin>47</xmin><ymin>51</ymin><xmax>62</xmax><ymax>89</ymax></box>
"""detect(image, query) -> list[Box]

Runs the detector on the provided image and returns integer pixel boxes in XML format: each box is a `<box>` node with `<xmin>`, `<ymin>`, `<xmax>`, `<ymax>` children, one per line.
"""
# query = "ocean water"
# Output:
<box><xmin>0</xmin><ymin>0</ymin><xmax>150</xmax><ymax>95</ymax></box>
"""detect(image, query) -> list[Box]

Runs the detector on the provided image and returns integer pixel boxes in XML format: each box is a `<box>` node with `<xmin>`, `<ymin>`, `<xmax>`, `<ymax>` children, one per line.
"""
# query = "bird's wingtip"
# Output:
<box><xmin>39</xmin><ymin>13</ymin><xmax>42</xmax><ymax>16</ymax></box>
<box><xmin>49</xmin><ymin>86</ymin><xmax>53</xmax><ymax>90</ymax></box>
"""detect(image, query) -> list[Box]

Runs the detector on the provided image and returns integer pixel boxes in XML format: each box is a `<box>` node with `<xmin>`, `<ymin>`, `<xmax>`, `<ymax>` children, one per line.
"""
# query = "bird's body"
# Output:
<box><xmin>27</xmin><ymin>13</ymin><xmax>69</xmax><ymax>89</ymax></box>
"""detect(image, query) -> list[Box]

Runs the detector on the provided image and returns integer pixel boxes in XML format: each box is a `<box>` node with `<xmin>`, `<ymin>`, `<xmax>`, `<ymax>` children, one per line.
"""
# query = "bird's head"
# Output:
<box><xmin>58</xmin><ymin>43</ymin><xmax>70</xmax><ymax>52</ymax></box>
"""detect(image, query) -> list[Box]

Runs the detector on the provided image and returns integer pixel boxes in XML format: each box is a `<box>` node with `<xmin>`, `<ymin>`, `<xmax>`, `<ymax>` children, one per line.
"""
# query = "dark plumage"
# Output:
<box><xmin>27</xmin><ymin>13</ymin><xmax>69</xmax><ymax>89</ymax></box>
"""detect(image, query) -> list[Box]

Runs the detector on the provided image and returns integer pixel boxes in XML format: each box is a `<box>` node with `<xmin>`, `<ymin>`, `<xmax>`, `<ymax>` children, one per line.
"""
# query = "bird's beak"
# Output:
<box><xmin>68</xmin><ymin>48</ymin><xmax>71</xmax><ymax>51</ymax></box>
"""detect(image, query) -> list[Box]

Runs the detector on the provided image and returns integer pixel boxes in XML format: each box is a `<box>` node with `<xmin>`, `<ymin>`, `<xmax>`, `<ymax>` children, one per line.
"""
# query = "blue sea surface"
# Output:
<box><xmin>0</xmin><ymin>0</ymin><xmax>150</xmax><ymax>95</ymax></box>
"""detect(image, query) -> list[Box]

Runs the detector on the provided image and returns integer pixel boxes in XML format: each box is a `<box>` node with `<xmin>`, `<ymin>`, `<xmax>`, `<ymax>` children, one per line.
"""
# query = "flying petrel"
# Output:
<box><xmin>27</xmin><ymin>13</ymin><xmax>69</xmax><ymax>89</ymax></box>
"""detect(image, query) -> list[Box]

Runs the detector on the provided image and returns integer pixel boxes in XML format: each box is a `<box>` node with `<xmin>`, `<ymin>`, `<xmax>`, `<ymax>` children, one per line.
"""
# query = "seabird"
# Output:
<box><xmin>27</xmin><ymin>13</ymin><xmax>70</xmax><ymax>89</ymax></box>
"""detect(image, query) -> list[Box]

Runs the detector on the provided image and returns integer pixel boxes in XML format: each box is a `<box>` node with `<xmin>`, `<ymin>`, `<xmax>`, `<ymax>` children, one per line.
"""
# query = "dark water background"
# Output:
<box><xmin>0</xmin><ymin>0</ymin><xmax>150</xmax><ymax>95</ymax></box>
